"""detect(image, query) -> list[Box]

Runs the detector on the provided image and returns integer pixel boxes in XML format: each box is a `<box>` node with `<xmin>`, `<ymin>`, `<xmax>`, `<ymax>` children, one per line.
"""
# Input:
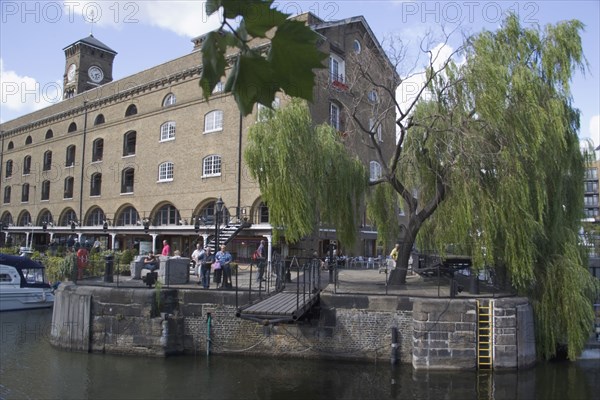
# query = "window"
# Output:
<box><xmin>370</xmin><ymin>161</ymin><xmax>382</xmax><ymax>182</ymax></box>
<box><xmin>25</xmin><ymin>136</ymin><xmax>32</xmax><ymax>145</ymax></box>
<box><xmin>259</xmin><ymin>202</ymin><xmax>269</xmax><ymax>223</ymax></box>
<box><xmin>160</xmin><ymin>121</ymin><xmax>176</xmax><ymax>141</ymax></box>
<box><xmin>117</xmin><ymin>206</ymin><xmax>139</xmax><ymax>226</ymax></box>
<box><xmin>368</xmin><ymin>89</ymin><xmax>379</xmax><ymax>103</ymax></box>
<box><xmin>92</xmin><ymin>138</ymin><xmax>104</xmax><ymax>162</ymax></box>
<box><xmin>19</xmin><ymin>212</ymin><xmax>31</xmax><ymax>226</ymax></box>
<box><xmin>94</xmin><ymin>114</ymin><xmax>105</xmax><ymax>125</ymax></box>
<box><xmin>43</xmin><ymin>151</ymin><xmax>52</xmax><ymax>171</ymax></box>
<box><xmin>204</xmin><ymin>110</ymin><xmax>223</xmax><ymax>133</ymax></box>
<box><xmin>5</xmin><ymin>160</ymin><xmax>13</xmax><ymax>178</ymax></box>
<box><xmin>65</xmin><ymin>145</ymin><xmax>76</xmax><ymax>167</ymax></box>
<box><xmin>23</xmin><ymin>156</ymin><xmax>31</xmax><ymax>175</ymax></box>
<box><xmin>123</xmin><ymin>131</ymin><xmax>136</xmax><ymax>156</ymax></box>
<box><xmin>329</xmin><ymin>54</ymin><xmax>345</xmax><ymax>83</ymax></box>
<box><xmin>7</xmin><ymin>141</ymin><xmax>14</xmax><ymax>150</ymax></box>
<box><xmin>212</xmin><ymin>81</ymin><xmax>224</xmax><ymax>94</ymax></box>
<box><xmin>60</xmin><ymin>210</ymin><xmax>77</xmax><ymax>226</ymax></box>
<box><xmin>39</xmin><ymin>210</ymin><xmax>53</xmax><ymax>226</ymax></box>
<box><xmin>585</xmin><ymin>181</ymin><xmax>599</xmax><ymax>193</ymax></box>
<box><xmin>257</xmin><ymin>97</ymin><xmax>280</xmax><ymax>122</ymax></box>
<box><xmin>45</xmin><ymin>129</ymin><xmax>53</xmax><ymax>139</ymax></box>
<box><xmin>87</xmin><ymin>208</ymin><xmax>105</xmax><ymax>226</ymax></box>
<box><xmin>125</xmin><ymin>104</ymin><xmax>137</xmax><ymax>117</ymax></box>
<box><xmin>64</xmin><ymin>177</ymin><xmax>74</xmax><ymax>199</ymax></box>
<box><xmin>3</xmin><ymin>187</ymin><xmax>11</xmax><ymax>204</ymax></box>
<box><xmin>163</xmin><ymin>93</ymin><xmax>176</xmax><ymax>107</ymax></box>
<box><xmin>121</xmin><ymin>168</ymin><xmax>135</xmax><ymax>193</ymax></box>
<box><xmin>90</xmin><ymin>173</ymin><xmax>102</xmax><ymax>196</ymax></box>
<box><xmin>68</xmin><ymin>122</ymin><xmax>77</xmax><ymax>133</ymax></box>
<box><xmin>41</xmin><ymin>180</ymin><xmax>50</xmax><ymax>201</ymax></box>
<box><xmin>330</xmin><ymin>103</ymin><xmax>340</xmax><ymax>130</ymax></box>
<box><xmin>369</xmin><ymin>118</ymin><xmax>383</xmax><ymax>142</ymax></box>
<box><xmin>158</xmin><ymin>162</ymin><xmax>174</xmax><ymax>182</ymax></box>
<box><xmin>21</xmin><ymin>183</ymin><xmax>30</xmax><ymax>202</ymax></box>
<box><xmin>585</xmin><ymin>168</ymin><xmax>598</xmax><ymax>180</ymax></box>
<box><xmin>202</xmin><ymin>155</ymin><xmax>221</xmax><ymax>177</ymax></box>
<box><xmin>353</xmin><ymin>39</ymin><xmax>362</xmax><ymax>54</ymax></box>
<box><xmin>154</xmin><ymin>204</ymin><xmax>180</xmax><ymax>226</ymax></box>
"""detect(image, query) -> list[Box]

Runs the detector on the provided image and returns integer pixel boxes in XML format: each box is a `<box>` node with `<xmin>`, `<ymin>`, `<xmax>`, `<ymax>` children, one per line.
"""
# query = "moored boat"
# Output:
<box><xmin>0</xmin><ymin>253</ymin><xmax>55</xmax><ymax>311</ymax></box>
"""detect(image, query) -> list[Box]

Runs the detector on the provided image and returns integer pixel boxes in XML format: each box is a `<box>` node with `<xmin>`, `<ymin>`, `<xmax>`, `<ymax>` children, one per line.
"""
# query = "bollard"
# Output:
<box><xmin>469</xmin><ymin>273</ymin><xmax>480</xmax><ymax>294</ymax></box>
<box><xmin>450</xmin><ymin>278</ymin><xmax>457</xmax><ymax>298</ymax></box>
<box><xmin>104</xmin><ymin>254</ymin><xmax>114</xmax><ymax>283</ymax></box>
<box><xmin>391</xmin><ymin>327</ymin><xmax>399</xmax><ymax>365</ymax></box>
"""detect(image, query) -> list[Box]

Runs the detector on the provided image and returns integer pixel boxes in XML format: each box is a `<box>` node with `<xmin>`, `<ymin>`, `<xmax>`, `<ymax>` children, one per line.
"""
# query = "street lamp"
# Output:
<box><xmin>214</xmin><ymin>196</ymin><xmax>224</xmax><ymax>253</ymax></box>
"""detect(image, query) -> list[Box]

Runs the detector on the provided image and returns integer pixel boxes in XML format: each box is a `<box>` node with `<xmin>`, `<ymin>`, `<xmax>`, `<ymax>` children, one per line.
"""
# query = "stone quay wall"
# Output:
<box><xmin>50</xmin><ymin>283</ymin><xmax>536</xmax><ymax>369</ymax></box>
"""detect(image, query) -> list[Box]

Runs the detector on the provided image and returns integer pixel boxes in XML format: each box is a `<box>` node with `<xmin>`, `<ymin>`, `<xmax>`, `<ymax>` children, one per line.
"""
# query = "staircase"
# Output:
<box><xmin>206</xmin><ymin>220</ymin><xmax>251</xmax><ymax>249</ymax></box>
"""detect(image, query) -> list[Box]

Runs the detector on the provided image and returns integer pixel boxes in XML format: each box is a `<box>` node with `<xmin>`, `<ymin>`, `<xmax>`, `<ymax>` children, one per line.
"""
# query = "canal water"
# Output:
<box><xmin>1</xmin><ymin>309</ymin><xmax>598</xmax><ymax>400</ymax></box>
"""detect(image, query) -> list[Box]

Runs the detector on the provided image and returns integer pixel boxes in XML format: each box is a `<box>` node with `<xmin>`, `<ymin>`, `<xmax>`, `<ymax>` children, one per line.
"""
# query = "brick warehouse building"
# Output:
<box><xmin>0</xmin><ymin>13</ymin><xmax>397</xmax><ymax>261</ymax></box>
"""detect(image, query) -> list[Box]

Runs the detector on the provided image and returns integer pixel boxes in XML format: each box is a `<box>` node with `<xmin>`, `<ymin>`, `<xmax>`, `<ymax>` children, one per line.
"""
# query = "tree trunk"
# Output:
<box><xmin>388</xmin><ymin>226</ymin><xmax>418</xmax><ymax>285</ymax></box>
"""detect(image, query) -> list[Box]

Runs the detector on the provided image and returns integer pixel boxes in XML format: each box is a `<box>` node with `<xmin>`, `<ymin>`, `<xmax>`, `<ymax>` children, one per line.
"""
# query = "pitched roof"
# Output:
<box><xmin>63</xmin><ymin>34</ymin><xmax>117</xmax><ymax>54</ymax></box>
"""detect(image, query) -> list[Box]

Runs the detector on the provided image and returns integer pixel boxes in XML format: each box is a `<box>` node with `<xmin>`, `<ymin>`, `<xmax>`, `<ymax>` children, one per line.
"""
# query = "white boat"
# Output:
<box><xmin>0</xmin><ymin>253</ymin><xmax>55</xmax><ymax>311</ymax></box>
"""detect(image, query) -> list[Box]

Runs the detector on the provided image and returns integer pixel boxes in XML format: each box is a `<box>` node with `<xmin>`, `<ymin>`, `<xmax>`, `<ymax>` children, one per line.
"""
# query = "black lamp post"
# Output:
<box><xmin>214</xmin><ymin>196</ymin><xmax>224</xmax><ymax>253</ymax></box>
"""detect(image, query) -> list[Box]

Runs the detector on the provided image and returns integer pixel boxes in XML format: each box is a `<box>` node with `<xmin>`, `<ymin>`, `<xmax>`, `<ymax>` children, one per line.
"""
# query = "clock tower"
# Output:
<box><xmin>63</xmin><ymin>34</ymin><xmax>117</xmax><ymax>99</ymax></box>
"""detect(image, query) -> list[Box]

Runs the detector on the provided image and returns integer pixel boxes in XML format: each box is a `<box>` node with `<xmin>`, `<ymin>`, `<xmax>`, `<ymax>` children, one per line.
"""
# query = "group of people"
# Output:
<box><xmin>191</xmin><ymin>244</ymin><xmax>233</xmax><ymax>289</ymax></box>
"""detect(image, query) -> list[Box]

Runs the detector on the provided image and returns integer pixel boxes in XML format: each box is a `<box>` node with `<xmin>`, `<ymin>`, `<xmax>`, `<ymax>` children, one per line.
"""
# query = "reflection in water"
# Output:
<box><xmin>0</xmin><ymin>309</ymin><xmax>598</xmax><ymax>399</ymax></box>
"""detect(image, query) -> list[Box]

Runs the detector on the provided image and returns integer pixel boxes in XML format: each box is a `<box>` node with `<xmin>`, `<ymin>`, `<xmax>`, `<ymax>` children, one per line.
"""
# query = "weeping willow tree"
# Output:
<box><xmin>244</xmin><ymin>99</ymin><xmax>368</xmax><ymax>247</ymax></box>
<box><xmin>367</xmin><ymin>15</ymin><xmax>599</xmax><ymax>360</ymax></box>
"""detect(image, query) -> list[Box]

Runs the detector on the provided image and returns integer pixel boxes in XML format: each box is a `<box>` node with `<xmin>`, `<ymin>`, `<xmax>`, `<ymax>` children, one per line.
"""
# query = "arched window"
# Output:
<box><xmin>202</xmin><ymin>155</ymin><xmax>221</xmax><ymax>177</ymax></box>
<box><xmin>125</xmin><ymin>104</ymin><xmax>138</xmax><ymax>117</ymax></box>
<box><xmin>158</xmin><ymin>162</ymin><xmax>174</xmax><ymax>182</ymax></box>
<box><xmin>204</xmin><ymin>110</ymin><xmax>223</xmax><ymax>133</ymax></box>
<box><xmin>19</xmin><ymin>211</ymin><xmax>31</xmax><ymax>226</ymax></box>
<box><xmin>162</xmin><ymin>93</ymin><xmax>176</xmax><ymax>107</ymax></box>
<box><xmin>25</xmin><ymin>135</ymin><xmax>32</xmax><ymax>145</ymax></box>
<box><xmin>160</xmin><ymin>121</ymin><xmax>176</xmax><ymax>141</ymax></box>
<box><xmin>38</xmin><ymin>210</ymin><xmax>53</xmax><ymax>226</ymax></box>
<box><xmin>5</xmin><ymin>160</ymin><xmax>13</xmax><ymax>178</ymax></box>
<box><xmin>3</xmin><ymin>186</ymin><xmax>11</xmax><ymax>204</ymax></box>
<box><xmin>258</xmin><ymin>202</ymin><xmax>269</xmax><ymax>223</ymax></box>
<box><xmin>90</xmin><ymin>173</ymin><xmax>102</xmax><ymax>196</ymax></box>
<box><xmin>43</xmin><ymin>151</ymin><xmax>52</xmax><ymax>171</ymax></box>
<box><xmin>94</xmin><ymin>114</ymin><xmax>105</xmax><ymax>125</ymax></box>
<box><xmin>64</xmin><ymin>177</ymin><xmax>74</xmax><ymax>199</ymax></box>
<box><xmin>21</xmin><ymin>183</ymin><xmax>30</xmax><ymax>202</ymax></box>
<box><xmin>23</xmin><ymin>156</ymin><xmax>31</xmax><ymax>175</ymax></box>
<box><xmin>369</xmin><ymin>161</ymin><xmax>382</xmax><ymax>182</ymax></box>
<box><xmin>60</xmin><ymin>209</ymin><xmax>77</xmax><ymax>226</ymax></box>
<box><xmin>68</xmin><ymin>122</ymin><xmax>77</xmax><ymax>133</ymax></box>
<box><xmin>45</xmin><ymin>129</ymin><xmax>53</xmax><ymax>139</ymax></box>
<box><xmin>117</xmin><ymin>206</ymin><xmax>139</xmax><ymax>226</ymax></box>
<box><xmin>7</xmin><ymin>141</ymin><xmax>14</xmax><ymax>150</ymax></box>
<box><xmin>65</xmin><ymin>145</ymin><xmax>76</xmax><ymax>167</ymax></box>
<box><xmin>41</xmin><ymin>180</ymin><xmax>51</xmax><ymax>201</ymax></box>
<box><xmin>123</xmin><ymin>131</ymin><xmax>136</xmax><ymax>156</ymax></box>
<box><xmin>368</xmin><ymin>89</ymin><xmax>379</xmax><ymax>103</ymax></box>
<box><xmin>92</xmin><ymin>138</ymin><xmax>104</xmax><ymax>162</ymax></box>
<box><xmin>86</xmin><ymin>208</ymin><xmax>105</xmax><ymax>226</ymax></box>
<box><xmin>154</xmin><ymin>204</ymin><xmax>180</xmax><ymax>226</ymax></box>
<box><xmin>121</xmin><ymin>168</ymin><xmax>135</xmax><ymax>193</ymax></box>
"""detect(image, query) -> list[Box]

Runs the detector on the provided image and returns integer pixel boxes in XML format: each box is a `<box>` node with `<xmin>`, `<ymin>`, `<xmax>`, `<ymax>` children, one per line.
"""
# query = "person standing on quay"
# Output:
<box><xmin>216</xmin><ymin>244</ymin><xmax>233</xmax><ymax>289</ymax></box>
<box><xmin>255</xmin><ymin>240</ymin><xmax>266</xmax><ymax>283</ymax></box>
<box><xmin>161</xmin><ymin>240</ymin><xmax>171</xmax><ymax>257</ymax></box>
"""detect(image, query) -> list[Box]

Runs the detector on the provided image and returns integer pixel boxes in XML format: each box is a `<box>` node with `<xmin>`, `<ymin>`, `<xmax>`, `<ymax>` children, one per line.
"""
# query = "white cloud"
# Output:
<box><xmin>69</xmin><ymin>1</ymin><xmax>221</xmax><ymax>37</ymax></box>
<box><xmin>0</xmin><ymin>59</ymin><xmax>60</xmax><ymax>123</ymax></box>
<box><xmin>589</xmin><ymin>115</ymin><xmax>600</xmax><ymax>148</ymax></box>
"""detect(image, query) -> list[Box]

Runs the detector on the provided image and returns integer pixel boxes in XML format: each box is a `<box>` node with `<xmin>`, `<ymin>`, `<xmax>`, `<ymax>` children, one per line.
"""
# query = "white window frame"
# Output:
<box><xmin>163</xmin><ymin>93</ymin><xmax>176</xmax><ymax>107</ymax></box>
<box><xmin>160</xmin><ymin>121</ymin><xmax>176</xmax><ymax>142</ymax></box>
<box><xmin>330</xmin><ymin>103</ymin><xmax>340</xmax><ymax>130</ymax></box>
<box><xmin>212</xmin><ymin>81</ymin><xmax>224</xmax><ymax>94</ymax></box>
<box><xmin>329</xmin><ymin>54</ymin><xmax>345</xmax><ymax>83</ymax></box>
<box><xmin>370</xmin><ymin>161</ymin><xmax>382</xmax><ymax>182</ymax></box>
<box><xmin>369</xmin><ymin>118</ymin><xmax>383</xmax><ymax>142</ymax></box>
<box><xmin>204</xmin><ymin>110</ymin><xmax>224</xmax><ymax>133</ymax></box>
<box><xmin>202</xmin><ymin>155</ymin><xmax>221</xmax><ymax>178</ymax></box>
<box><xmin>158</xmin><ymin>162</ymin><xmax>174</xmax><ymax>182</ymax></box>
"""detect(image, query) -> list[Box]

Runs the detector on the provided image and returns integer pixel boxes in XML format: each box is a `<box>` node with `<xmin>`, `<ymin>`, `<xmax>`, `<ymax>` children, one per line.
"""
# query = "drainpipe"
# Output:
<box><xmin>78</xmin><ymin>102</ymin><xmax>88</xmax><ymax>224</ymax></box>
<box><xmin>236</xmin><ymin>112</ymin><xmax>243</xmax><ymax>221</ymax></box>
<box><xmin>391</xmin><ymin>327</ymin><xmax>399</xmax><ymax>365</ymax></box>
<box><xmin>206</xmin><ymin>312</ymin><xmax>212</xmax><ymax>357</ymax></box>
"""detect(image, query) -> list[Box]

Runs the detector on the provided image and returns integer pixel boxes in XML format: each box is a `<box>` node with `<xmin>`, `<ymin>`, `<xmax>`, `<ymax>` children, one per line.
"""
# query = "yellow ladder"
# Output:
<box><xmin>477</xmin><ymin>299</ymin><xmax>493</xmax><ymax>369</ymax></box>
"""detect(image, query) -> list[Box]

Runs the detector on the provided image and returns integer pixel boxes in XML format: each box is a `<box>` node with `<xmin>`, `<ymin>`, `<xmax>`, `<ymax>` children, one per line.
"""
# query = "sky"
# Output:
<box><xmin>1</xmin><ymin>0</ymin><xmax>599</xmax><ymax>145</ymax></box>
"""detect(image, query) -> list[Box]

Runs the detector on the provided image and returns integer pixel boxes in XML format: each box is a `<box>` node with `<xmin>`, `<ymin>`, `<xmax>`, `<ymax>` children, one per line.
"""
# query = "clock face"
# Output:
<box><xmin>67</xmin><ymin>64</ymin><xmax>76</xmax><ymax>82</ymax></box>
<box><xmin>88</xmin><ymin>66</ymin><xmax>104</xmax><ymax>83</ymax></box>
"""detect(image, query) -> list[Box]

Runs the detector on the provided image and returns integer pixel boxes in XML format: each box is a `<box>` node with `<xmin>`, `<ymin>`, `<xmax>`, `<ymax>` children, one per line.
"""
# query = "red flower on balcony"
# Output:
<box><xmin>331</xmin><ymin>79</ymin><xmax>349</xmax><ymax>91</ymax></box>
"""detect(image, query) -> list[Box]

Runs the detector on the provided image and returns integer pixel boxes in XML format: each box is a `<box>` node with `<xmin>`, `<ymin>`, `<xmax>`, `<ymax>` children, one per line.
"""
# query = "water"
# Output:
<box><xmin>1</xmin><ymin>309</ymin><xmax>598</xmax><ymax>400</ymax></box>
